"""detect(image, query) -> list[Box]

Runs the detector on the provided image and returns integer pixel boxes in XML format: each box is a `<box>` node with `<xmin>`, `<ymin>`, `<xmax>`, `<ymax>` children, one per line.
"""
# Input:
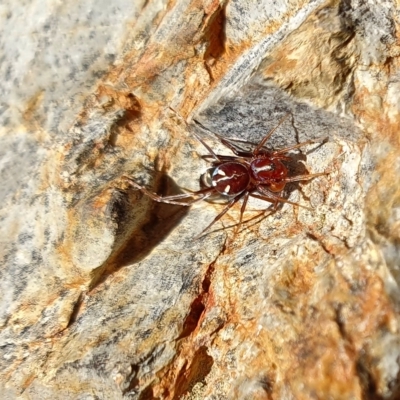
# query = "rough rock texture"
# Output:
<box><xmin>1</xmin><ymin>0</ymin><xmax>400</xmax><ymax>399</ymax></box>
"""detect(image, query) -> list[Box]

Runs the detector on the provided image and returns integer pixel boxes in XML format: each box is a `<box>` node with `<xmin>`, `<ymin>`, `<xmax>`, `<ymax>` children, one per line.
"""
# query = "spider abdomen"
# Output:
<box><xmin>211</xmin><ymin>162</ymin><xmax>250</xmax><ymax>196</ymax></box>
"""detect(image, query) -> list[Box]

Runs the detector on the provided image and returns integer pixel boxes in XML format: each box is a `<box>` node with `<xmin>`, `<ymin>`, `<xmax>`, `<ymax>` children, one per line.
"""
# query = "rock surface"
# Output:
<box><xmin>1</xmin><ymin>0</ymin><xmax>400</xmax><ymax>399</ymax></box>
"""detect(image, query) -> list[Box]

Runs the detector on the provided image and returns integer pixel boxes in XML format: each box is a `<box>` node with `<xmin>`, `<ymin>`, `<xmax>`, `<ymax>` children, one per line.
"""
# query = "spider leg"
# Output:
<box><xmin>206</xmin><ymin>205</ymin><xmax>272</xmax><ymax>235</ymax></box>
<box><xmin>214</xmin><ymin>135</ymin><xmax>254</xmax><ymax>157</ymax></box>
<box><xmin>124</xmin><ymin>177</ymin><xmax>215</xmax><ymax>205</ymax></box>
<box><xmin>218</xmin><ymin>136</ymin><xmax>317</xmax><ymax>157</ymax></box>
<box><xmin>234</xmin><ymin>190</ymin><xmax>250</xmax><ymax>235</ymax></box>
<box><xmin>194</xmin><ymin>120</ymin><xmax>254</xmax><ymax>157</ymax></box>
<box><xmin>233</xmin><ymin>208</ymin><xmax>273</xmax><ymax>233</ymax></box>
<box><xmin>254</xmin><ymin>113</ymin><xmax>291</xmax><ymax>155</ymax></box>
<box><xmin>254</xmin><ymin>186</ymin><xmax>312</xmax><ymax>210</ymax></box>
<box><xmin>195</xmin><ymin>193</ymin><xmax>244</xmax><ymax>238</ymax></box>
<box><xmin>192</xmin><ymin>131</ymin><xmax>221</xmax><ymax>162</ymax></box>
<box><xmin>273</xmin><ymin>138</ymin><xmax>328</xmax><ymax>155</ymax></box>
<box><xmin>167</xmin><ymin>107</ymin><xmax>221</xmax><ymax>162</ymax></box>
<box><xmin>201</xmin><ymin>154</ymin><xmax>250</xmax><ymax>164</ymax></box>
<box><xmin>240</xmin><ymin>209</ymin><xmax>274</xmax><ymax>232</ymax></box>
<box><xmin>281</xmin><ymin>171</ymin><xmax>328</xmax><ymax>183</ymax></box>
<box><xmin>218</xmin><ymin>137</ymin><xmax>259</xmax><ymax>147</ymax></box>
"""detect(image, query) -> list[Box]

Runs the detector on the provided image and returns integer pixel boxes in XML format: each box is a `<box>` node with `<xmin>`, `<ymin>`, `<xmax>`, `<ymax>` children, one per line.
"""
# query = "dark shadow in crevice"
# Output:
<box><xmin>177</xmin><ymin>296</ymin><xmax>205</xmax><ymax>341</ymax></box>
<box><xmin>357</xmin><ymin>349</ymin><xmax>400</xmax><ymax>400</ymax></box>
<box><xmin>173</xmin><ymin>346</ymin><xmax>214</xmax><ymax>400</ymax></box>
<box><xmin>356</xmin><ymin>358</ymin><xmax>385</xmax><ymax>400</ymax></box>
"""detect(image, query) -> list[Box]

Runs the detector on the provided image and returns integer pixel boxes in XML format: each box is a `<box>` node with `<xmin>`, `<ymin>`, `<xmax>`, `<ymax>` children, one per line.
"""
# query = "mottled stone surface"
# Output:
<box><xmin>1</xmin><ymin>0</ymin><xmax>400</xmax><ymax>399</ymax></box>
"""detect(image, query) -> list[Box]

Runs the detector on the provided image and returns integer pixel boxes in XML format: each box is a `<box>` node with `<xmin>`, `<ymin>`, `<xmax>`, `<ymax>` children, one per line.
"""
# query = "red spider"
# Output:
<box><xmin>124</xmin><ymin>114</ymin><xmax>327</xmax><ymax>235</ymax></box>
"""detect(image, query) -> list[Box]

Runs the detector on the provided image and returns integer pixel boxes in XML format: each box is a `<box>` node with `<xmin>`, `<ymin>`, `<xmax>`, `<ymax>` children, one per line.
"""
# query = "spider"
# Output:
<box><xmin>124</xmin><ymin>114</ymin><xmax>328</xmax><ymax>236</ymax></box>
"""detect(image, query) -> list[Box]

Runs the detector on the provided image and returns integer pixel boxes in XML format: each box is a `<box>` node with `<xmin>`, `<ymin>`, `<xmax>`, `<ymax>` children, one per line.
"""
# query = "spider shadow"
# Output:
<box><xmin>92</xmin><ymin>174</ymin><xmax>194</xmax><ymax>286</ymax></box>
<box><xmin>126</xmin><ymin>174</ymin><xmax>193</xmax><ymax>262</ymax></box>
<box><xmin>281</xmin><ymin>145</ymin><xmax>324</xmax><ymax>204</ymax></box>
